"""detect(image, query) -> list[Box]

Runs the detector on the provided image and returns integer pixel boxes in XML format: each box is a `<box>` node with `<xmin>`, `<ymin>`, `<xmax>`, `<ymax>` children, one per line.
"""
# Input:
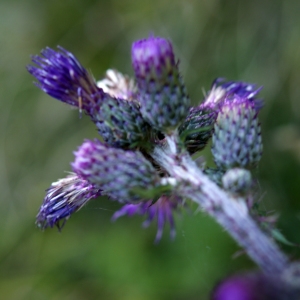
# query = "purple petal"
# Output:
<box><xmin>113</xmin><ymin>195</ymin><xmax>185</xmax><ymax>243</ymax></box>
<box><xmin>36</xmin><ymin>173</ymin><xmax>102</xmax><ymax>230</ymax></box>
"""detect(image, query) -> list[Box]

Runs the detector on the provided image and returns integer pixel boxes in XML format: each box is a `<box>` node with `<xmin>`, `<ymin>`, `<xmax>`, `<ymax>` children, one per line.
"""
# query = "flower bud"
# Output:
<box><xmin>222</xmin><ymin>168</ymin><xmax>253</xmax><ymax>195</ymax></box>
<box><xmin>179</xmin><ymin>103</ymin><xmax>217</xmax><ymax>154</ymax></box>
<box><xmin>212</xmin><ymin>99</ymin><xmax>263</xmax><ymax>169</ymax></box>
<box><xmin>132</xmin><ymin>36</ymin><xmax>190</xmax><ymax>132</ymax></box>
<box><xmin>91</xmin><ymin>96</ymin><xmax>150</xmax><ymax>148</ymax></box>
<box><xmin>72</xmin><ymin>139</ymin><xmax>160</xmax><ymax>203</ymax></box>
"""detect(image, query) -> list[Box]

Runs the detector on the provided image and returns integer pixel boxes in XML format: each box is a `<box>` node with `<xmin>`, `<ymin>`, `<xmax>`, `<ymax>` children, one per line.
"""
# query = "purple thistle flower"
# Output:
<box><xmin>131</xmin><ymin>36</ymin><xmax>190</xmax><ymax>132</ymax></box>
<box><xmin>112</xmin><ymin>195</ymin><xmax>185</xmax><ymax>243</ymax></box>
<box><xmin>36</xmin><ymin>173</ymin><xmax>102</xmax><ymax>230</ymax></box>
<box><xmin>204</xmin><ymin>78</ymin><xmax>263</xmax><ymax>111</ymax></box>
<box><xmin>72</xmin><ymin>139</ymin><xmax>161</xmax><ymax>203</ymax></box>
<box><xmin>211</xmin><ymin>272</ymin><xmax>283</xmax><ymax>300</ymax></box>
<box><xmin>27</xmin><ymin>46</ymin><xmax>100</xmax><ymax>110</ymax></box>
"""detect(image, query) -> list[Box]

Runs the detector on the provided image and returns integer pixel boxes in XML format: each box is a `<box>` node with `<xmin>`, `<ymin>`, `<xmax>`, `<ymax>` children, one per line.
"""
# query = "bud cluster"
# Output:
<box><xmin>28</xmin><ymin>35</ymin><xmax>264</xmax><ymax>241</ymax></box>
<box><xmin>27</xmin><ymin>34</ymin><xmax>300</xmax><ymax>299</ymax></box>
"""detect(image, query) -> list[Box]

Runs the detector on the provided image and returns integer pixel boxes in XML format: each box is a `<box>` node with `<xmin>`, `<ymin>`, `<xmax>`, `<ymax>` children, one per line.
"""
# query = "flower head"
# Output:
<box><xmin>36</xmin><ymin>173</ymin><xmax>101</xmax><ymax>230</ymax></box>
<box><xmin>29</xmin><ymin>36</ymin><xmax>265</xmax><ymax>245</ymax></box>
<box><xmin>112</xmin><ymin>195</ymin><xmax>185</xmax><ymax>243</ymax></box>
<box><xmin>132</xmin><ymin>36</ymin><xmax>190</xmax><ymax>132</ymax></box>
<box><xmin>72</xmin><ymin>139</ymin><xmax>161</xmax><ymax>203</ymax></box>
<box><xmin>204</xmin><ymin>78</ymin><xmax>263</xmax><ymax>110</ymax></box>
<box><xmin>27</xmin><ymin>46</ymin><xmax>99</xmax><ymax>110</ymax></box>
<box><xmin>211</xmin><ymin>272</ymin><xmax>284</xmax><ymax>300</ymax></box>
<box><xmin>132</xmin><ymin>37</ymin><xmax>175</xmax><ymax>82</ymax></box>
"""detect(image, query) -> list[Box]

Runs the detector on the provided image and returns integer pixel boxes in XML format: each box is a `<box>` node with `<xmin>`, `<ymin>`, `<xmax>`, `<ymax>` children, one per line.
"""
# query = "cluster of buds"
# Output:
<box><xmin>28</xmin><ymin>35</ymin><xmax>300</xmax><ymax>299</ymax></box>
<box><xmin>28</xmin><ymin>35</ymin><xmax>264</xmax><ymax>241</ymax></box>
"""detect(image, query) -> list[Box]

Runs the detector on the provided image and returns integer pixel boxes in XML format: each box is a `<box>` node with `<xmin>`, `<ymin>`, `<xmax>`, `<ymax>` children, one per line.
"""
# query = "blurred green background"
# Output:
<box><xmin>1</xmin><ymin>0</ymin><xmax>300</xmax><ymax>299</ymax></box>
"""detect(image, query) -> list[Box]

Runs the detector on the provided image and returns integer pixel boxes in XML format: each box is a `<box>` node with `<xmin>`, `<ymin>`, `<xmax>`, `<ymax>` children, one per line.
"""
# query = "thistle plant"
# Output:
<box><xmin>28</xmin><ymin>36</ymin><xmax>300</xmax><ymax>299</ymax></box>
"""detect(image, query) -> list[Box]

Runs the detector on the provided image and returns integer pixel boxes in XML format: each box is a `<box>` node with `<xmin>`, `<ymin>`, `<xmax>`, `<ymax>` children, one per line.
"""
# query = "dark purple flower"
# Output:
<box><xmin>112</xmin><ymin>195</ymin><xmax>185</xmax><ymax>243</ymax></box>
<box><xmin>211</xmin><ymin>272</ymin><xmax>283</xmax><ymax>300</ymax></box>
<box><xmin>27</xmin><ymin>46</ymin><xmax>100</xmax><ymax>110</ymax></box>
<box><xmin>36</xmin><ymin>173</ymin><xmax>102</xmax><ymax>230</ymax></box>
<box><xmin>131</xmin><ymin>36</ymin><xmax>190</xmax><ymax>132</ymax></box>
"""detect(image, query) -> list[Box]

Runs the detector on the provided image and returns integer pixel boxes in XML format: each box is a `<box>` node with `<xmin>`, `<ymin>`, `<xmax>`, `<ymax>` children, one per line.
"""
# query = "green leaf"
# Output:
<box><xmin>272</xmin><ymin>229</ymin><xmax>298</xmax><ymax>247</ymax></box>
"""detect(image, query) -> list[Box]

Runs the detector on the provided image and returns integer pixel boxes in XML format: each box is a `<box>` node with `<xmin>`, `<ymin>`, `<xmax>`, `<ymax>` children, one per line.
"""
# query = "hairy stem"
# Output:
<box><xmin>151</xmin><ymin>136</ymin><xmax>289</xmax><ymax>274</ymax></box>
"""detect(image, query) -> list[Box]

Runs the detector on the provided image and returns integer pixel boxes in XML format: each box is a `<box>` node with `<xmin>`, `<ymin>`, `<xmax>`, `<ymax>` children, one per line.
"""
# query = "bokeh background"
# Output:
<box><xmin>1</xmin><ymin>0</ymin><xmax>300</xmax><ymax>299</ymax></box>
